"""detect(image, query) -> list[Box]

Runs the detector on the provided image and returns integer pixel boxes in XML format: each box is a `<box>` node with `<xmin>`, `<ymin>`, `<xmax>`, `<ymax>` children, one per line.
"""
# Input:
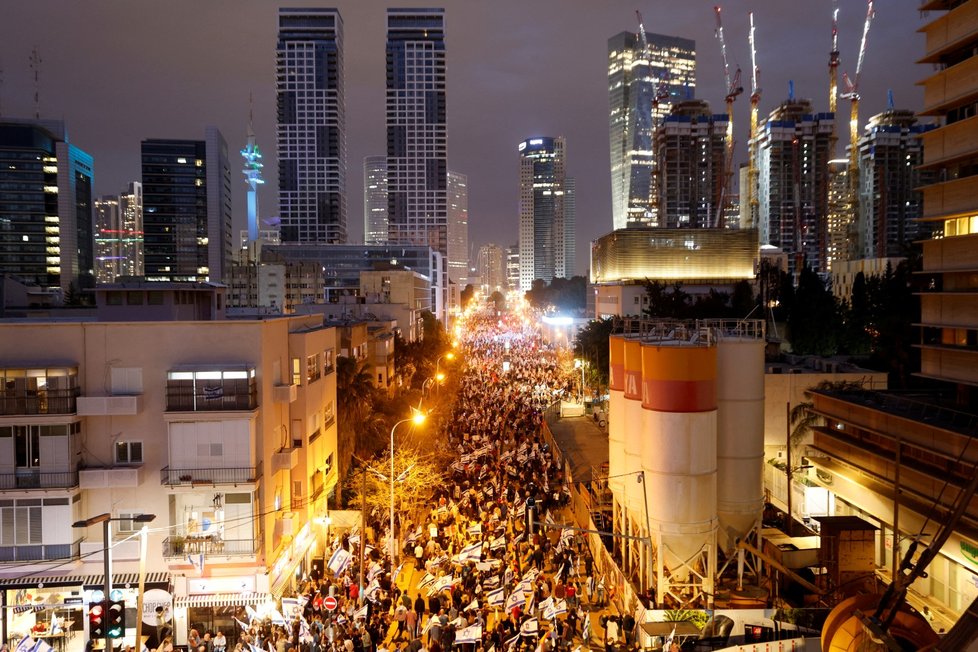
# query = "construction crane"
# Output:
<box><xmin>714</xmin><ymin>5</ymin><xmax>743</xmax><ymax>227</ymax></box>
<box><xmin>840</xmin><ymin>0</ymin><xmax>875</xmax><ymax>203</ymax></box>
<box><xmin>828</xmin><ymin>0</ymin><xmax>841</xmax><ymax>157</ymax></box>
<box><xmin>747</xmin><ymin>12</ymin><xmax>760</xmax><ymax>229</ymax></box>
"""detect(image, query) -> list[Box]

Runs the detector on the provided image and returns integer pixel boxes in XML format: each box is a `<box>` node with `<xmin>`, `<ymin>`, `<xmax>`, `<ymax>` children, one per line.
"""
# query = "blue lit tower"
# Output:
<box><xmin>241</xmin><ymin>109</ymin><xmax>265</xmax><ymax>242</ymax></box>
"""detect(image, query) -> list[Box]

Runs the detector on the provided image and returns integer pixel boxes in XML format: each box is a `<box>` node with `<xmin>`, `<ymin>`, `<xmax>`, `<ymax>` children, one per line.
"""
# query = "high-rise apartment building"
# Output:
<box><xmin>0</xmin><ymin>119</ymin><xmax>94</xmax><ymax>297</ymax></box>
<box><xmin>277</xmin><ymin>8</ymin><xmax>346</xmax><ymax>244</ymax></box>
<box><xmin>856</xmin><ymin>109</ymin><xmax>934</xmax><ymax>260</ymax></box>
<box><xmin>654</xmin><ymin>100</ymin><xmax>727</xmax><ymax>229</ymax></box>
<box><xmin>447</xmin><ymin>170</ymin><xmax>469</xmax><ymax>285</ymax></box>
<box><xmin>505</xmin><ymin>244</ymin><xmax>520</xmax><ymax>293</ymax></box>
<box><xmin>385</xmin><ymin>8</ymin><xmax>447</xmax><ymax>252</ymax></box>
<box><xmin>518</xmin><ymin>137</ymin><xmax>574</xmax><ymax>290</ymax></box>
<box><xmin>94</xmin><ymin>182</ymin><xmax>143</xmax><ymax>284</ymax></box>
<box><xmin>608</xmin><ymin>30</ymin><xmax>696</xmax><ymax>230</ymax></box>
<box><xmin>364</xmin><ymin>156</ymin><xmax>388</xmax><ymax>244</ymax></box>
<box><xmin>825</xmin><ymin>159</ymin><xmax>851</xmax><ymax>273</ymax></box>
<box><xmin>141</xmin><ymin>127</ymin><xmax>232</xmax><ymax>283</ymax></box>
<box><xmin>477</xmin><ymin>243</ymin><xmax>505</xmax><ymax>294</ymax></box>
<box><xmin>754</xmin><ymin>98</ymin><xmax>834</xmax><ymax>275</ymax></box>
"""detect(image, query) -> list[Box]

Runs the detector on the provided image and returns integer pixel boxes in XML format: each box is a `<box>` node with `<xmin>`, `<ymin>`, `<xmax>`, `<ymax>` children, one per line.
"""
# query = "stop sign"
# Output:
<box><xmin>323</xmin><ymin>596</ymin><xmax>338</xmax><ymax>611</ymax></box>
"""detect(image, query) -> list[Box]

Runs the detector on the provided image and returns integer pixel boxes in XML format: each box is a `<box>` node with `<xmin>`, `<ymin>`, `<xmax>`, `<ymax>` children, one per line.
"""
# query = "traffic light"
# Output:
<box><xmin>89</xmin><ymin>601</ymin><xmax>106</xmax><ymax>639</ymax></box>
<box><xmin>107</xmin><ymin>598</ymin><xmax>126</xmax><ymax>638</ymax></box>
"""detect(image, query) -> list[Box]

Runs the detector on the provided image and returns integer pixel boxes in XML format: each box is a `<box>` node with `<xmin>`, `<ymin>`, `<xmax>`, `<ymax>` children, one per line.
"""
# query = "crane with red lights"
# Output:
<box><xmin>828</xmin><ymin>0</ymin><xmax>841</xmax><ymax>157</ymax></box>
<box><xmin>747</xmin><ymin>12</ymin><xmax>761</xmax><ymax>229</ymax></box>
<box><xmin>840</xmin><ymin>0</ymin><xmax>875</xmax><ymax>204</ymax></box>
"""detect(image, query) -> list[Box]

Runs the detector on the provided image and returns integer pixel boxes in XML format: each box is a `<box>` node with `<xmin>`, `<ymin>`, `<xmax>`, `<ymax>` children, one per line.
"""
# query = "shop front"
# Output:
<box><xmin>4</xmin><ymin>581</ymin><xmax>85</xmax><ymax>652</ymax></box>
<box><xmin>172</xmin><ymin>576</ymin><xmax>271</xmax><ymax>648</ymax></box>
<box><xmin>269</xmin><ymin>522</ymin><xmax>316</xmax><ymax>599</ymax></box>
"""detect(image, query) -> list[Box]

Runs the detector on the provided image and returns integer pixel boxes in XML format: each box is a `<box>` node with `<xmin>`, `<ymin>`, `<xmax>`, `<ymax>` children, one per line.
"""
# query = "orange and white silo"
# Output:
<box><xmin>640</xmin><ymin>341</ymin><xmax>718</xmax><ymax>582</ymax></box>
<box><xmin>715</xmin><ymin>334</ymin><xmax>765</xmax><ymax>553</ymax></box>
<box><xmin>623</xmin><ymin>336</ymin><xmax>645</xmax><ymax>514</ymax></box>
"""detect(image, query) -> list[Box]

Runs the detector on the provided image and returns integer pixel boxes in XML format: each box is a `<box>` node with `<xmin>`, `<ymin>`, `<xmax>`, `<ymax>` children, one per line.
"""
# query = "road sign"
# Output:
<box><xmin>323</xmin><ymin>596</ymin><xmax>338</xmax><ymax>611</ymax></box>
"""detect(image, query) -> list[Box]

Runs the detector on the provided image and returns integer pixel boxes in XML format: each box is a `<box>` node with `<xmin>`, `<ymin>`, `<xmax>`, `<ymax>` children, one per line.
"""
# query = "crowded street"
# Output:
<box><xmin>228</xmin><ymin>300</ymin><xmax>610</xmax><ymax>652</ymax></box>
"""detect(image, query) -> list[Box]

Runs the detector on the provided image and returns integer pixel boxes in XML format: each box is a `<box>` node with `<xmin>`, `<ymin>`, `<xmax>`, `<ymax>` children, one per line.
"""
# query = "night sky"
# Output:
<box><xmin>2</xmin><ymin>0</ymin><xmax>923</xmax><ymax>274</ymax></box>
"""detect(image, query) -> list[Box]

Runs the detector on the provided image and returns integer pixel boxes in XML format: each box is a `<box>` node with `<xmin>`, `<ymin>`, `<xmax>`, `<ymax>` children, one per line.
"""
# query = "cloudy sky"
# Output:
<box><xmin>2</xmin><ymin>0</ymin><xmax>924</xmax><ymax>273</ymax></box>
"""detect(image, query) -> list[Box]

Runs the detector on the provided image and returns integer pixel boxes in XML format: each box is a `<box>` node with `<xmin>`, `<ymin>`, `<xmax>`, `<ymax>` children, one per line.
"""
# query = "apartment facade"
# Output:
<box><xmin>0</xmin><ymin>310</ymin><xmax>338</xmax><ymax>644</ymax></box>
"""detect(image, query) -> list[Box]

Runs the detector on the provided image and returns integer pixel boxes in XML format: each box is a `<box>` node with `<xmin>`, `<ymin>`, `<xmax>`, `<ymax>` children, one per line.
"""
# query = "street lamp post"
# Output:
<box><xmin>389</xmin><ymin>411</ymin><xmax>426</xmax><ymax>564</ymax></box>
<box><xmin>435</xmin><ymin>352</ymin><xmax>454</xmax><ymax>396</ymax></box>
<box><xmin>73</xmin><ymin>513</ymin><xmax>155</xmax><ymax>652</ymax></box>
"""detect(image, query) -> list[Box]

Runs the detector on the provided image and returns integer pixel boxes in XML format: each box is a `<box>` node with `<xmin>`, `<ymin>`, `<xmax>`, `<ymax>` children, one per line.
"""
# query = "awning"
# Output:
<box><xmin>83</xmin><ymin>572</ymin><xmax>170</xmax><ymax>590</ymax></box>
<box><xmin>174</xmin><ymin>593</ymin><xmax>272</xmax><ymax>608</ymax></box>
<box><xmin>0</xmin><ymin>574</ymin><xmax>88</xmax><ymax>590</ymax></box>
<box><xmin>640</xmin><ymin>621</ymin><xmax>702</xmax><ymax>638</ymax></box>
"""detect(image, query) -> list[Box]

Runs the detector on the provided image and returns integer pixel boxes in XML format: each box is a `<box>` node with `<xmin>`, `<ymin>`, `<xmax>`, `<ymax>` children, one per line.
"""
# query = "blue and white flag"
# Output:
<box><xmin>457</xmin><ymin>541</ymin><xmax>482</xmax><ymax>562</ymax></box>
<box><xmin>417</xmin><ymin>572</ymin><xmax>437</xmax><ymax>590</ymax></box>
<box><xmin>14</xmin><ymin>636</ymin><xmax>33</xmax><ymax>652</ymax></box>
<box><xmin>30</xmin><ymin>640</ymin><xmax>52</xmax><ymax>652</ymax></box>
<box><xmin>465</xmin><ymin>598</ymin><xmax>478</xmax><ymax>612</ymax></box>
<box><xmin>582</xmin><ymin>612</ymin><xmax>591</xmax><ymax>641</ymax></box>
<box><xmin>269</xmin><ymin>609</ymin><xmax>287</xmax><ymax>626</ymax></box>
<box><xmin>245</xmin><ymin>605</ymin><xmax>259</xmax><ymax>623</ymax></box>
<box><xmin>553</xmin><ymin>600</ymin><xmax>567</xmax><ymax>617</ymax></box>
<box><xmin>519</xmin><ymin>618</ymin><xmax>539</xmax><ymax>637</ymax></box>
<box><xmin>504</xmin><ymin>590</ymin><xmax>525</xmax><ymax>611</ymax></box>
<box><xmin>234</xmin><ymin>617</ymin><xmax>250</xmax><ymax>631</ymax></box>
<box><xmin>560</xmin><ymin>527</ymin><xmax>574</xmax><ymax>548</ymax></box>
<box><xmin>522</xmin><ymin>568</ymin><xmax>539</xmax><ymax>582</ymax></box>
<box><xmin>430</xmin><ymin>554</ymin><xmax>448</xmax><ymax>568</ymax></box>
<box><xmin>353</xmin><ymin>604</ymin><xmax>368</xmax><ymax>620</ymax></box>
<box><xmin>516</xmin><ymin>501</ymin><xmax>526</xmax><ymax>518</ymax></box>
<box><xmin>187</xmin><ymin>552</ymin><xmax>205</xmax><ymax>574</ymax></box>
<box><xmin>392</xmin><ymin>562</ymin><xmax>405</xmax><ymax>585</ymax></box>
<box><xmin>536</xmin><ymin>597</ymin><xmax>553</xmax><ymax>615</ymax></box>
<box><xmin>364</xmin><ymin>579</ymin><xmax>381</xmax><ymax>601</ymax></box>
<box><xmin>518</xmin><ymin>578</ymin><xmax>533</xmax><ymax>595</ymax></box>
<box><xmin>503</xmin><ymin>566</ymin><xmax>514</xmax><ymax>587</ymax></box>
<box><xmin>368</xmin><ymin>561</ymin><xmax>384</xmax><ymax>581</ymax></box>
<box><xmin>327</xmin><ymin>548</ymin><xmax>352</xmax><ymax>575</ymax></box>
<box><xmin>429</xmin><ymin>574</ymin><xmax>454</xmax><ymax>595</ymax></box>
<box><xmin>664</xmin><ymin>625</ymin><xmax>676</xmax><ymax>650</ymax></box>
<box><xmin>489</xmin><ymin>535</ymin><xmax>506</xmax><ymax>551</ymax></box>
<box><xmin>454</xmin><ymin>624</ymin><xmax>482</xmax><ymax>645</ymax></box>
<box><xmin>486</xmin><ymin>587</ymin><xmax>506</xmax><ymax>608</ymax></box>
<box><xmin>504</xmin><ymin>634</ymin><xmax>520</xmax><ymax>651</ymax></box>
<box><xmin>281</xmin><ymin>598</ymin><xmax>301</xmax><ymax>623</ymax></box>
<box><xmin>467</xmin><ymin>522</ymin><xmax>482</xmax><ymax>537</ymax></box>
<box><xmin>482</xmin><ymin>575</ymin><xmax>500</xmax><ymax>588</ymax></box>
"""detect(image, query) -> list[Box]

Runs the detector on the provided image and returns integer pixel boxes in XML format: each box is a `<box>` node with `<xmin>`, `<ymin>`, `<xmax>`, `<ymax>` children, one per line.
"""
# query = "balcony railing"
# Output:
<box><xmin>160</xmin><ymin>465</ymin><xmax>260</xmax><ymax>486</ymax></box>
<box><xmin>0</xmin><ymin>539</ymin><xmax>81</xmax><ymax>562</ymax></box>
<box><xmin>0</xmin><ymin>388</ymin><xmax>80</xmax><ymax>416</ymax></box>
<box><xmin>162</xmin><ymin>535</ymin><xmax>258</xmax><ymax>558</ymax></box>
<box><xmin>0</xmin><ymin>470</ymin><xmax>79</xmax><ymax>490</ymax></box>
<box><xmin>165</xmin><ymin>385</ymin><xmax>257</xmax><ymax>411</ymax></box>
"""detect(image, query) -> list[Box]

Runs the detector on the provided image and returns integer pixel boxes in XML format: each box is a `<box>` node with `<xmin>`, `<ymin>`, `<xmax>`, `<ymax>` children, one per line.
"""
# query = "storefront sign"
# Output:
<box><xmin>186</xmin><ymin>576</ymin><xmax>255</xmax><ymax>595</ymax></box>
<box><xmin>142</xmin><ymin>589</ymin><xmax>173</xmax><ymax>626</ymax></box>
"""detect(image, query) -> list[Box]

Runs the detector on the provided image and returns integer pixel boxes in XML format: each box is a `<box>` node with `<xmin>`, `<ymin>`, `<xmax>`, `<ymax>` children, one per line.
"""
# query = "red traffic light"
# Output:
<box><xmin>89</xmin><ymin>601</ymin><xmax>107</xmax><ymax>639</ymax></box>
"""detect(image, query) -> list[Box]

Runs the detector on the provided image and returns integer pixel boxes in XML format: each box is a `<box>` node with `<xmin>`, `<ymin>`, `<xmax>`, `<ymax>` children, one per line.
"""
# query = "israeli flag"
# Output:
<box><xmin>454</xmin><ymin>624</ymin><xmax>482</xmax><ymax>645</ymax></box>
<box><xmin>486</xmin><ymin>587</ymin><xmax>506</xmax><ymax>608</ymax></box>
<box><xmin>327</xmin><ymin>548</ymin><xmax>352</xmax><ymax>575</ymax></box>
<box><xmin>392</xmin><ymin>562</ymin><xmax>404</xmax><ymax>585</ymax></box>
<box><xmin>234</xmin><ymin>617</ymin><xmax>250</xmax><ymax>631</ymax></box>
<box><xmin>582</xmin><ymin>612</ymin><xmax>591</xmax><ymax>641</ymax></box>
<box><xmin>30</xmin><ymin>640</ymin><xmax>52</xmax><ymax>652</ymax></box>
<box><xmin>465</xmin><ymin>598</ymin><xmax>478</xmax><ymax>612</ymax></box>
<box><xmin>368</xmin><ymin>561</ymin><xmax>384</xmax><ymax>581</ymax></box>
<box><xmin>431</xmin><ymin>574</ymin><xmax>454</xmax><ymax>594</ymax></box>
<box><xmin>519</xmin><ymin>618</ymin><xmax>539</xmax><ymax>637</ymax></box>
<box><xmin>516</xmin><ymin>501</ymin><xmax>526</xmax><ymax>518</ymax></box>
<box><xmin>417</xmin><ymin>572</ymin><xmax>437</xmax><ymax>590</ymax></box>
<box><xmin>364</xmin><ymin>579</ymin><xmax>381</xmax><ymax>601</ymax></box>
<box><xmin>664</xmin><ymin>625</ymin><xmax>676</xmax><ymax>650</ymax></box>
<box><xmin>504</xmin><ymin>634</ymin><xmax>520</xmax><ymax>651</ymax></box>
<box><xmin>281</xmin><ymin>598</ymin><xmax>301</xmax><ymax>623</ymax></box>
<box><xmin>504</xmin><ymin>566</ymin><xmax>514</xmax><ymax>587</ymax></box>
<box><xmin>482</xmin><ymin>575</ymin><xmax>500</xmax><ymax>588</ymax></box>
<box><xmin>458</xmin><ymin>541</ymin><xmax>483</xmax><ymax>562</ymax></box>
<box><xmin>269</xmin><ymin>609</ymin><xmax>287</xmax><ymax>626</ymax></box>
<box><xmin>536</xmin><ymin>597</ymin><xmax>553</xmax><ymax>614</ymax></box>
<box><xmin>504</xmin><ymin>590</ymin><xmax>525</xmax><ymax>612</ymax></box>
<box><xmin>353</xmin><ymin>604</ymin><xmax>368</xmax><ymax>620</ymax></box>
<box><xmin>14</xmin><ymin>638</ymin><xmax>33</xmax><ymax>652</ymax></box>
<box><xmin>489</xmin><ymin>535</ymin><xmax>506</xmax><ymax>551</ymax></box>
<box><xmin>553</xmin><ymin>600</ymin><xmax>567</xmax><ymax>617</ymax></box>
<box><xmin>467</xmin><ymin>522</ymin><xmax>482</xmax><ymax>537</ymax></box>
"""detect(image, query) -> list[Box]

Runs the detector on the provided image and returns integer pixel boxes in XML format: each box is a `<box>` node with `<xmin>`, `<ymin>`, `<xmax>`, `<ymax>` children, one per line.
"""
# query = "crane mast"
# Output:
<box><xmin>840</xmin><ymin>0</ymin><xmax>875</xmax><ymax>206</ymax></box>
<box><xmin>828</xmin><ymin>0</ymin><xmax>840</xmax><ymax>157</ymax></box>
<box><xmin>747</xmin><ymin>12</ymin><xmax>760</xmax><ymax>228</ymax></box>
<box><xmin>714</xmin><ymin>5</ymin><xmax>743</xmax><ymax>226</ymax></box>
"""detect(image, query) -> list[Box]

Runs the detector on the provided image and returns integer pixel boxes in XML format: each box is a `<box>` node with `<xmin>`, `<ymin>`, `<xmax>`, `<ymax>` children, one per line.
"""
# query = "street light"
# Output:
<box><xmin>389</xmin><ymin>410</ymin><xmax>426</xmax><ymax>564</ymax></box>
<box><xmin>73</xmin><ymin>513</ymin><xmax>156</xmax><ymax>652</ymax></box>
<box><xmin>435</xmin><ymin>352</ymin><xmax>455</xmax><ymax>396</ymax></box>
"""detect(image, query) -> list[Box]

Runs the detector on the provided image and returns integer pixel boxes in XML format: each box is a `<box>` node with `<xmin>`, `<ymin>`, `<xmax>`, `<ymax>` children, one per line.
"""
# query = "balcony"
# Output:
<box><xmin>162</xmin><ymin>534</ymin><xmax>258</xmax><ymax>558</ymax></box>
<box><xmin>273</xmin><ymin>383</ymin><xmax>298</xmax><ymax>403</ymax></box>
<box><xmin>0</xmin><ymin>470</ymin><xmax>78</xmax><ymax>490</ymax></box>
<box><xmin>166</xmin><ymin>368</ymin><xmax>257</xmax><ymax>412</ymax></box>
<box><xmin>160</xmin><ymin>464</ymin><xmax>260</xmax><ymax>486</ymax></box>
<box><xmin>272</xmin><ymin>447</ymin><xmax>299</xmax><ymax>473</ymax></box>
<box><xmin>79</xmin><ymin>466</ymin><xmax>142</xmax><ymax>489</ymax></box>
<box><xmin>0</xmin><ymin>366</ymin><xmax>79</xmax><ymax>416</ymax></box>
<box><xmin>77</xmin><ymin>395</ymin><xmax>143</xmax><ymax>416</ymax></box>
<box><xmin>0</xmin><ymin>538</ymin><xmax>81</xmax><ymax>562</ymax></box>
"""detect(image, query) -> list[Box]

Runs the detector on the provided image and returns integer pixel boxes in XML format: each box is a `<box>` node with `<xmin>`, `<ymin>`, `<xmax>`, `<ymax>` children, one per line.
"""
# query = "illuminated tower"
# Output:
<box><xmin>241</xmin><ymin>110</ymin><xmax>265</xmax><ymax>243</ymax></box>
<box><xmin>518</xmin><ymin>137</ymin><xmax>571</xmax><ymax>290</ymax></box>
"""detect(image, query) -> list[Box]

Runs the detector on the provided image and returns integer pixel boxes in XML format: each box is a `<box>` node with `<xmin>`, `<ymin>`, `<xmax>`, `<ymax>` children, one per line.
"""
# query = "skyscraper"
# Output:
<box><xmin>385</xmin><ymin>8</ymin><xmax>447</xmax><ymax>252</ymax></box>
<box><xmin>447</xmin><ymin>170</ymin><xmax>468</xmax><ymax>285</ymax></box>
<box><xmin>754</xmin><ymin>98</ymin><xmax>834</xmax><ymax>276</ymax></box>
<box><xmin>0</xmin><ymin>118</ymin><xmax>94</xmax><ymax>296</ymax></box>
<box><xmin>654</xmin><ymin>99</ymin><xmax>727</xmax><ymax>228</ymax></box>
<box><xmin>94</xmin><ymin>182</ymin><xmax>143</xmax><ymax>284</ymax></box>
<box><xmin>141</xmin><ymin>127</ymin><xmax>232</xmax><ymax>283</ymax></box>
<box><xmin>363</xmin><ymin>155</ymin><xmax>388</xmax><ymax>245</ymax></box>
<box><xmin>477</xmin><ymin>243</ymin><xmax>505</xmax><ymax>294</ymax></box>
<box><xmin>608</xmin><ymin>30</ymin><xmax>696</xmax><ymax>230</ymax></box>
<box><xmin>518</xmin><ymin>137</ymin><xmax>573</xmax><ymax>291</ymax></box>
<box><xmin>277</xmin><ymin>7</ymin><xmax>346</xmax><ymax>244</ymax></box>
<box><xmin>856</xmin><ymin>109</ymin><xmax>934</xmax><ymax>260</ymax></box>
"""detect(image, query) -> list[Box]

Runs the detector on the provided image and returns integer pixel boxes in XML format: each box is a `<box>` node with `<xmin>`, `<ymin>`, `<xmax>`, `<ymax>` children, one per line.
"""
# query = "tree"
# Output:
<box><xmin>336</xmin><ymin>356</ymin><xmax>384</xmax><ymax>460</ymax></box>
<box><xmin>787</xmin><ymin>267</ymin><xmax>841</xmax><ymax>355</ymax></box>
<box><xmin>460</xmin><ymin>284</ymin><xmax>475</xmax><ymax>310</ymax></box>
<box><xmin>642</xmin><ymin>281</ymin><xmax>691</xmax><ymax>319</ymax></box>
<box><xmin>525</xmin><ymin>276</ymin><xmax>587</xmax><ymax>314</ymax></box>
<box><xmin>574</xmin><ymin>318</ymin><xmax>617</xmax><ymax>389</ymax></box>
<box><xmin>345</xmin><ymin>446</ymin><xmax>446</xmax><ymax>533</ymax></box>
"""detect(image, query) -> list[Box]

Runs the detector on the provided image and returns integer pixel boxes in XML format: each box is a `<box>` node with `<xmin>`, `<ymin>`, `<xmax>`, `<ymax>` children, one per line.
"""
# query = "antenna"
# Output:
<box><xmin>29</xmin><ymin>46</ymin><xmax>42</xmax><ymax>120</ymax></box>
<box><xmin>887</xmin><ymin>89</ymin><xmax>894</xmax><ymax>110</ymax></box>
<box><xmin>788</xmin><ymin>80</ymin><xmax>795</xmax><ymax>103</ymax></box>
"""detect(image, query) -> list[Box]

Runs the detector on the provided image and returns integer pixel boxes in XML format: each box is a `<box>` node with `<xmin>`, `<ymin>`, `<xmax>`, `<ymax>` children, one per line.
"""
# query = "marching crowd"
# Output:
<box><xmin>221</xmin><ymin>305</ymin><xmax>622</xmax><ymax>652</ymax></box>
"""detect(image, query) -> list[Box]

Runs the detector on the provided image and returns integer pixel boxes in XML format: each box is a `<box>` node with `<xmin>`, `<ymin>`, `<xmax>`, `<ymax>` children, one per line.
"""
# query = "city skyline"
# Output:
<box><xmin>1</xmin><ymin>0</ymin><xmax>921</xmax><ymax>274</ymax></box>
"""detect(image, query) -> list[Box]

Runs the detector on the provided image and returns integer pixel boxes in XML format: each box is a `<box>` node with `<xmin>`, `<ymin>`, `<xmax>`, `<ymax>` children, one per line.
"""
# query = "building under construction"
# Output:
<box><xmin>654</xmin><ymin>100</ymin><xmax>728</xmax><ymax>229</ymax></box>
<box><xmin>754</xmin><ymin>97</ymin><xmax>835</xmax><ymax>276</ymax></box>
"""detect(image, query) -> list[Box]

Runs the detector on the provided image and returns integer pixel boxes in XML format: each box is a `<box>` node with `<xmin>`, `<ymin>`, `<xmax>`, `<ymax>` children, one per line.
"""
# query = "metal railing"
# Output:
<box><xmin>162</xmin><ymin>535</ymin><xmax>258</xmax><ymax>558</ymax></box>
<box><xmin>0</xmin><ymin>539</ymin><xmax>81</xmax><ymax>562</ymax></box>
<box><xmin>818</xmin><ymin>389</ymin><xmax>978</xmax><ymax>436</ymax></box>
<box><xmin>0</xmin><ymin>470</ymin><xmax>79</xmax><ymax>490</ymax></box>
<box><xmin>160</xmin><ymin>465</ymin><xmax>260</xmax><ymax>486</ymax></box>
<box><xmin>165</xmin><ymin>384</ymin><xmax>257</xmax><ymax>412</ymax></box>
<box><xmin>0</xmin><ymin>388</ymin><xmax>79</xmax><ymax>415</ymax></box>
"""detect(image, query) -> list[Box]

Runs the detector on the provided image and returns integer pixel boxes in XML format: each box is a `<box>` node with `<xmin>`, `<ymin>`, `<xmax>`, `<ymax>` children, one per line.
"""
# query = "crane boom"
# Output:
<box><xmin>747</xmin><ymin>12</ymin><xmax>761</xmax><ymax>227</ymax></box>
<box><xmin>713</xmin><ymin>5</ymin><xmax>742</xmax><ymax>225</ymax></box>
<box><xmin>829</xmin><ymin>0</ymin><xmax>840</xmax><ymax>115</ymax></box>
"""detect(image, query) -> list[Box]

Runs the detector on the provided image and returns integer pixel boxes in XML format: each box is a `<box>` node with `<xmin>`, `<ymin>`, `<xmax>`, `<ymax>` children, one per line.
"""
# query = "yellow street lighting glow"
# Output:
<box><xmin>436</xmin><ymin>372</ymin><xmax>445</xmax><ymax>382</ymax></box>
<box><xmin>412</xmin><ymin>411</ymin><xmax>426</xmax><ymax>425</ymax></box>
